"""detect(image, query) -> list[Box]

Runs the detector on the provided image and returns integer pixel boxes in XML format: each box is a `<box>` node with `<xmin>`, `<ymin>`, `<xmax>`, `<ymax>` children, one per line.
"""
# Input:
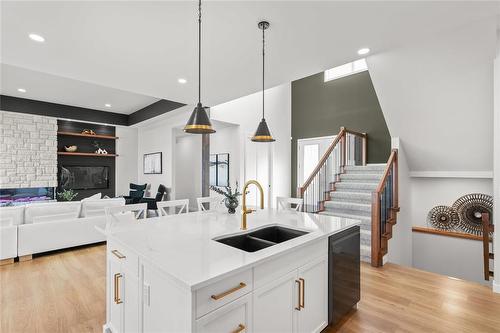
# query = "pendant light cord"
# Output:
<box><xmin>198</xmin><ymin>0</ymin><xmax>202</xmax><ymax>105</ymax></box>
<box><xmin>262</xmin><ymin>25</ymin><xmax>265</xmax><ymax>119</ymax></box>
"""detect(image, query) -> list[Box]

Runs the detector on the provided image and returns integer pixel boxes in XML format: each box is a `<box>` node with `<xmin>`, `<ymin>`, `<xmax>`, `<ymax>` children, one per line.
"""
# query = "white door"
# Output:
<box><xmin>296</xmin><ymin>256</ymin><xmax>328</xmax><ymax>333</ymax></box>
<box><xmin>244</xmin><ymin>137</ymin><xmax>273</xmax><ymax>208</ymax></box>
<box><xmin>297</xmin><ymin>136</ymin><xmax>335</xmax><ymax>189</ymax></box>
<box><xmin>123</xmin><ymin>267</ymin><xmax>140</xmax><ymax>333</ymax></box>
<box><xmin>253</xmin><ymin>270</ymin><xmax>297</xmax><ymax>333</ymax></box>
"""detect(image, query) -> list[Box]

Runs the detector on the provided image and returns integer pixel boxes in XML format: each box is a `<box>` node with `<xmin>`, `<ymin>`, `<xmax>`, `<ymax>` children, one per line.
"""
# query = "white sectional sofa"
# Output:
<box><xmin>0</xmin><ymin>197</ymin><xmax>125</xmax><ymax>261</ymax></box>
<box><xmin>0</xmin><ymin>206</ymin><xmax>24</xmax><ymax>262</ymax></box>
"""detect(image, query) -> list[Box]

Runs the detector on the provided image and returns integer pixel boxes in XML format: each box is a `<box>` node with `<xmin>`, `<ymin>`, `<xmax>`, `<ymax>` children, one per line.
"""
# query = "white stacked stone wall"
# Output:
<box><xmin>0</xmin><ymin>111</ymin><xmax>58</xmax><ymax>188</ymax></box>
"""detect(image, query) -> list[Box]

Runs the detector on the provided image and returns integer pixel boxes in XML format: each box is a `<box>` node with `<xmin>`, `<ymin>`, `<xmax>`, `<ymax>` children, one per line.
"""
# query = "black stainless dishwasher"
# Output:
<box><xmin>328</xmin><ymin>226</ymin><xmax>360</xmax><ymax>326</ymax></box>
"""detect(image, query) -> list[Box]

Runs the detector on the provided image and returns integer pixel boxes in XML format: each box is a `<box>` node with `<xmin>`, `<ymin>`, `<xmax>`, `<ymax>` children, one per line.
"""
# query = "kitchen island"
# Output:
<box><xmin>103</xmin><ymin>208</ymin><xmax>360</xmax><ymax>333</ymax></box>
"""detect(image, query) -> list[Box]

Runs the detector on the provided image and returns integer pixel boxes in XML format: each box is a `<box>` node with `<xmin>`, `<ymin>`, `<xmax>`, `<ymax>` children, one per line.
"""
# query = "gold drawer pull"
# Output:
<box><xmin>111</xmin><ymin>250</ymin><xmax>126</xmax><ymax>259</ymax></box>
<box><xmin>295</xmin><ymin>279</ymin><xmax>301</xmax><ymax>310</ymax></box>
<box><xmin>299</xmin><ymin>278</ymin><xmax>305</xmax><ymax>309</ymax></box>
<box><xmin>232</xmin><ymin>324</ymin><xmax>245</xmax><ymax>333</ymax></box>
<box><xmin>114</xmin><ymin>273</ymin><xmax>123</xmax><ymax>304</ymax></box>
<box><xmin>211</xmin><ymin>282</ymin><xmax>246</xmax><ymax>300</ymax></box>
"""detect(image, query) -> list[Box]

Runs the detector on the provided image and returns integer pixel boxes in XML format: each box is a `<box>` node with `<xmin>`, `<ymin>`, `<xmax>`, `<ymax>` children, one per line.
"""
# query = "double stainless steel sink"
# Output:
<box><xmin>214</xmin><ymin>225</ymin><xmax>310</xmax><ymax>252</ymax></box>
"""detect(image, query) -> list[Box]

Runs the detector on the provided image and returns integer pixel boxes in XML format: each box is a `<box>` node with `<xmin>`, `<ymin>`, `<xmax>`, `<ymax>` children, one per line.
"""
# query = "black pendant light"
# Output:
<box><xmin>184</xmin><ymin>0</ymin><xmax>215</xmax><ymax>134</ymax></box>
<box><xmin>251</xmin><ymin>21</ymin><xmax>275</xmax><ymax>142</ymax></box>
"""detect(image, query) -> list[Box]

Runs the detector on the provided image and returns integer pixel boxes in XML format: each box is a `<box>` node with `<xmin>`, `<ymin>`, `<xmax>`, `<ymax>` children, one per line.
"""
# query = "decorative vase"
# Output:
<box><xmin>224</xmin><ymin>197</ymin><xmax>239</xmax><ymax>214</ymax></box>
<box><xmin>64</xmin><ymin>145</ymin><xmax>77</xmax><ymax>152</ymax></box>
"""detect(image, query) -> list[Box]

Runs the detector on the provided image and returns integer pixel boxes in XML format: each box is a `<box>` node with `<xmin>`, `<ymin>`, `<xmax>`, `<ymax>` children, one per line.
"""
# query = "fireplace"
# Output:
<box><xmin>0</xmin><ymin>187</ymin><xmax>55</xmax><ymax>207</ymax></box>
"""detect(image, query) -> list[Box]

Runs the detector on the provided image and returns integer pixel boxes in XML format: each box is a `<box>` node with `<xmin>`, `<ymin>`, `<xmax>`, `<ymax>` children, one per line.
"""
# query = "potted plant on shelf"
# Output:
<box><xmin>57</xmin><ymin>189</ymin><xmax>78</xmax><ymax>201</ymax></box>
<box><xmin>210</xmin><ymin>182</ymin><xmax>243</xmax><ymax>214</ymax></box>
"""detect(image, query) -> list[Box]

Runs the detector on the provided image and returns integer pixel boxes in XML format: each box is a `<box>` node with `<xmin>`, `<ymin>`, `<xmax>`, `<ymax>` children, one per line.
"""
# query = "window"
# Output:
<box><xmin>210</xmin><ymin>153</ymin><xmax>229</xmax><ymax>187</ymax></box>
<box><xmin>324</xmin><ymin>58</ymin><xmax>368</xmax><ymax>82</ymax></box>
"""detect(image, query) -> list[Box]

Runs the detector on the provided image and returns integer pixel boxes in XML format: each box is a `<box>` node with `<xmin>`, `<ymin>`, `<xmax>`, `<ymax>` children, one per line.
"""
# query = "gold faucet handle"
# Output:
<box><xmin>243</xmin><ymin>208</ymin><xmax>255</xmax><ymax>214</ymax></box>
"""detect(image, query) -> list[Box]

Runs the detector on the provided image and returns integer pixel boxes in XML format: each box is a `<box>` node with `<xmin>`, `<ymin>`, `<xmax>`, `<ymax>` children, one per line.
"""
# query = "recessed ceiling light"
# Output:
<box><xmin>17</xmin><ymin>88</ymin><xmax>27</xmax><ymax>93</ymax></box>
<box><xmin>357</xmin><ymin>48</ymin><xmax>370</xmax><ymax>55</ymax></box>
<box><xmin>29</xmin><ymin>33</ymin><xmax>45</xmax><ymax>43</ymax></box>
<box><xmin>105</xmin><ymin>104</ymin><xmax>112</xmax><ymax>108</ymax></box>
<box><xmin>178</xmin><ymin>78</ymin><xmax>187</xmax><ymax>84</ymax></box>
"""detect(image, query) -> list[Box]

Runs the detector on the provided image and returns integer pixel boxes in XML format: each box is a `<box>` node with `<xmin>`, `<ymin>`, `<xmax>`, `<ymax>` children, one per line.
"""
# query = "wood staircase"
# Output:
<box><xmin>482</xmin><ymin>213</ymin><xmax>495</xmax><ymax>281</ymax></box>
<box><xmin>297</xmin><ymin>127</ymin><xmax>399</xmax><ymax>267</ymax></box>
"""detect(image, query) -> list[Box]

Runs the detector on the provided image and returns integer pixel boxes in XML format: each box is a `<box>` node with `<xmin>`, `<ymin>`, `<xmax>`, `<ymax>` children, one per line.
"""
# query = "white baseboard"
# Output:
<box><xmin>494</xmin><ymin>280</ymin><xmax>500</xmax><ymax>294</ymax></box>
<box><xmin>409</xmin><ymin>171</ymin><xmax>493</xmax><ymax>179</ymax></box>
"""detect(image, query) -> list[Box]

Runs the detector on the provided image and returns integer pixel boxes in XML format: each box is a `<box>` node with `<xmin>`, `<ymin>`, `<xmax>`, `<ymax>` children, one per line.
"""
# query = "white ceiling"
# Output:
<box><xmin>1</xmin><ymin>1</ymin><xmax>498</xmax><ymax>109</ymax></box>
<box><xmin>0</xmin><ymin>64</ymin><xmax>159</xmax><ymax>114</ymax></box>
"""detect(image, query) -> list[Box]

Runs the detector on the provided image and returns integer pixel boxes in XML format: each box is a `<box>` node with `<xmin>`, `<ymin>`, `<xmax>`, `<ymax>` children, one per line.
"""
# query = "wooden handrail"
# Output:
<box><xmin>371</xmin><ymin>149</ymin><xmax>398</xmax><ymax>267</ymax></box>
<box><xmin>375</xmin><ymin>149</ymin><xmax>398</xmax><ymax>193</ymax></box>
<box><xmin>344</xmin><ymin>128</ymin><xmax>367</xmax><ymax>138</ymax></box>
<box><xmin>298</xmin><ymin>127</ymin><xmax>367</xmax><ymax>197</ymax></box>
<box><xmin>482</xmin><ymin>213</ymin><xmax>494</xmax><ymax>281</ymax></box>
<box><xmin>301</xmin><ymin>128</ymin><xmax>345</xmax><ymax>191</ymax></box>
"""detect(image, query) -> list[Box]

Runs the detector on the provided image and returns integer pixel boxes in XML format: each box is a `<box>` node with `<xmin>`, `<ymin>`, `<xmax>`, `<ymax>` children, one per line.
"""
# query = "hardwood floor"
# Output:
<box><xmin>1</xmin><ymin>244</ymin><xmax>499</xmax><ymax>333</ymax></box>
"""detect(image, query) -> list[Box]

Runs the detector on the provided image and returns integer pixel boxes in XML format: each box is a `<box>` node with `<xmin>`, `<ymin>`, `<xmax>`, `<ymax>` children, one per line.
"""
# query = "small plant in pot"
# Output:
<box><xmin>210</xmin><ymin>182</ymin><xmax>243</xmax><ymax>214</ymax></box>
<box><xmin>57</xmin><ymin>189</ymin><xmax>78</xmax><ymax>201</ymax></box>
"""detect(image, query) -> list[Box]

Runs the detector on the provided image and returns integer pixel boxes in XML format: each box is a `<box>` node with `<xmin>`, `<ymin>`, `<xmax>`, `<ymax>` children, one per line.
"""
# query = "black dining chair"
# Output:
<box><xmin>140</xmin><ymin>184</ymin><xmax>169</xmax><ymax>210</ymax></box>
<box><xmin>123</xmin><ymin>183</ymin><xmax>147</xmax><ymax>204</ymax></box>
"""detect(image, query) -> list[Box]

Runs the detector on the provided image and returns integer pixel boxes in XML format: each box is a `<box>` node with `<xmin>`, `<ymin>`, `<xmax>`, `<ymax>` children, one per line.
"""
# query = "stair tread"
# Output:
<box><xmin>318</xmin><ymin>211</ymin><xmax>371</xmax><ymax>221</ymax></box>
<box><xmin>324</xmin><ymin>201</ymin><xmax>371</xmax><ymax>208</ymax></box>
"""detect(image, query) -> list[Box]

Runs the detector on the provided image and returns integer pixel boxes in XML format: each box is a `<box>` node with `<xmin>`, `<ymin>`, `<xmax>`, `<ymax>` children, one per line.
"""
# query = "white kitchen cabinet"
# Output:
<box><xmin>106</xmin><ymin>244</ymin><xmax>140</xmax><ymax>333</ymax></box>
<box><xmin>196</xmin><ymin>294</ymin><xmax>252</xmax><ymax>333</ymax></box>
<box><xmin>103</xmin><ymin>220</ymin><xmax>351</xmax><ymax>333</ymax></box>
<box><xmin>253</xmin><ymin>270</ymin><xmax>297</xmax><ymax>333</ymax></box>
<box><xmin>253</xmin><ymin>256</ymin><xmax>327</xmax><ymax>333</ymax></box>
<box><xmin>296</xmin><ymin>256</ymin><xmax>328</xmax><ymax>333</ymax></box>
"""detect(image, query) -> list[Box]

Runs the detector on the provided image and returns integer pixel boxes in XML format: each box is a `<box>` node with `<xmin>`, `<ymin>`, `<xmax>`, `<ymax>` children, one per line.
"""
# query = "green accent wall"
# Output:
<box><xmin>291</xmin><ymin>70</ymin><xmax>391</xmax><ymax>194</ymax></box>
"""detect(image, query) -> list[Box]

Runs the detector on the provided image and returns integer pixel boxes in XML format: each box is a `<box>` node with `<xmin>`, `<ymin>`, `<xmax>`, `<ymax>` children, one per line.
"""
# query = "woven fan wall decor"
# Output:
<box><xmin>452</xmin><ymin>193</ymin><xmax>493</xmax><ymax>236</ymax></box>
<box><xmin>427</xmin><ymin>205</ymin><xmax>460</xmax><ymax>231</ymax></box>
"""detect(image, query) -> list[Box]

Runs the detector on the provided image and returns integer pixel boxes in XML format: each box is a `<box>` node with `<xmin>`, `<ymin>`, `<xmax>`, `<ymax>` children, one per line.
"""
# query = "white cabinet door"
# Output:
<box><xmin>123</xmin><ymin>267</ymin><xmax>140</xmax><ymax>333</ymax></box>
<box><xmin>196</xmin><ymin>294</ymin><xmax>252</xmax><ymax>333</ymax></box>
<box><xmin>108</xmin><ymin>257</ymin><xmax>123</xmax><ymax>333</ymax></box>
<box><xmin>296</xmin><ymin>256</ymin><xmax>328</xmax><ymax>333</ymax></box>
<box><xmin>253</xmin><ymin>270</ymin><xmax>297</xmax><ymax>333</ymax></box>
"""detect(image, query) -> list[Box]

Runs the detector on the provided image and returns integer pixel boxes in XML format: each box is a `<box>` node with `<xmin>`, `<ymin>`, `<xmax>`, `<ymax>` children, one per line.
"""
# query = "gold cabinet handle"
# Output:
<box><xmin>211</xmin><ymin>282</ymin><xmax>246</xmax><ymax>300</ymax></box>
<box><xmin>111</xmin><ymin>250</ymin><xmax>126</xmax><ymax>259</ymax></box>
<box><xmin>299</xmin><ymin>278</ymin><xmax>305</xmax><ymax>309</ymax></box>
<box><xmin>114</xmin><ymin>273</ymin><xmax>123</xmax><ymax>304</ymax></box>
<box><xmin>232</xmin><ymin>324</ymin><xmax>245</xmax><ymax>333</ymax></box>
<box><xmin>295</xmin><ymin>279</ymin><xmax>301</xmax><ymax>311</ymax></box>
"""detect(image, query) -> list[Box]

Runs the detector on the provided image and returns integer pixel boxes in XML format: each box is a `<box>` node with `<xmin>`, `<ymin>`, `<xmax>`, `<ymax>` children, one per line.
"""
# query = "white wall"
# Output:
<box><xmin>387</xmin><ymin>138</ymin><xmax>412</xmax><ymax>267</ymax></box>
<box><xmin>211</xmin><ymin>83</ymin><xmax>292</xmax><ymax>207</ymax></box>
<box><xmin>210</xmin><ymin>125</ymin><xmax>240</xmax><ymax>190</ymax></box>
<box><xmin>115</xmin><ymin>126</ymin><xmax>138</xmax><ymax>196</ymax></box>
<box><xmin>368</xmin><ymin>18</ymin><xmax>497</xmax><ymax>285</ymax></box>
<box><xmin>368</xmin><ymin>19</ymin><xmax>496</xmax><ymax>173</ymax></box>
<box><xmin>410</xmin><ymin>177</ymin><xmax>492</xmax><ymax>229</ymax></box>
<box><xmin>136</xmin><ymin>107</ymin><xmax>190</xmax><ymax>198</ymax></box>
<box><xmin>409</xmin><ymin>176</ymin><xmax>492</xmax><ymax>284</ymax></box>
<box><xmin>174</xmin><ymin>134</ymin><xmax>201</xmax><ymax>210</ymax></box>
<box><xmin>136</xmin><ymin>84</ymin><xmax>292</xmax><ymax>210</ymax></box>
<box><xmin>413</xmin><ymin>232</ymin><xmax>488</xmax><ymax>285</ymax></box>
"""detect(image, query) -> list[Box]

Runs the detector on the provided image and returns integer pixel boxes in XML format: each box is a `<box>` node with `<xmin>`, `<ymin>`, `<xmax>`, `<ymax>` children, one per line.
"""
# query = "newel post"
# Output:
<box><xmin>371</xmin><ymin>191</ymin><xmax>381</xmax><ymax>267</ymax></box>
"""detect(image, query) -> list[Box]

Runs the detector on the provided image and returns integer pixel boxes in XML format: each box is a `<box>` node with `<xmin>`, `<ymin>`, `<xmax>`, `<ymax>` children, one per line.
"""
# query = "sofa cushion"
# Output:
<box><xmin>25</xmin><ymin>201</ymin><xmax>81</xmax><ymax>224</ymax></box>
<box><xmin>32</xmin><ymin>212</ymin><xmax>79</xmax><ymax>224</ymax></box>
<box><xmin>0</xmin><ymin>206</ymin><xmax>25</xmax><ymax>226</ymax></box>
<box><xmin>80</xmin><ymin>198</ymin><xmax>125</xmax><ymax>217</ymax></box>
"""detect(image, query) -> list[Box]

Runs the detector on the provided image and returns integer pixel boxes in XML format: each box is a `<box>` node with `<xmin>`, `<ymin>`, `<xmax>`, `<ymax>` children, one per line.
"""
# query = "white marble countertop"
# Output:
<box><xmin>104</xmin><ymin>209</ymin><xmax>360</xmax><ymax>290</ymax></box>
